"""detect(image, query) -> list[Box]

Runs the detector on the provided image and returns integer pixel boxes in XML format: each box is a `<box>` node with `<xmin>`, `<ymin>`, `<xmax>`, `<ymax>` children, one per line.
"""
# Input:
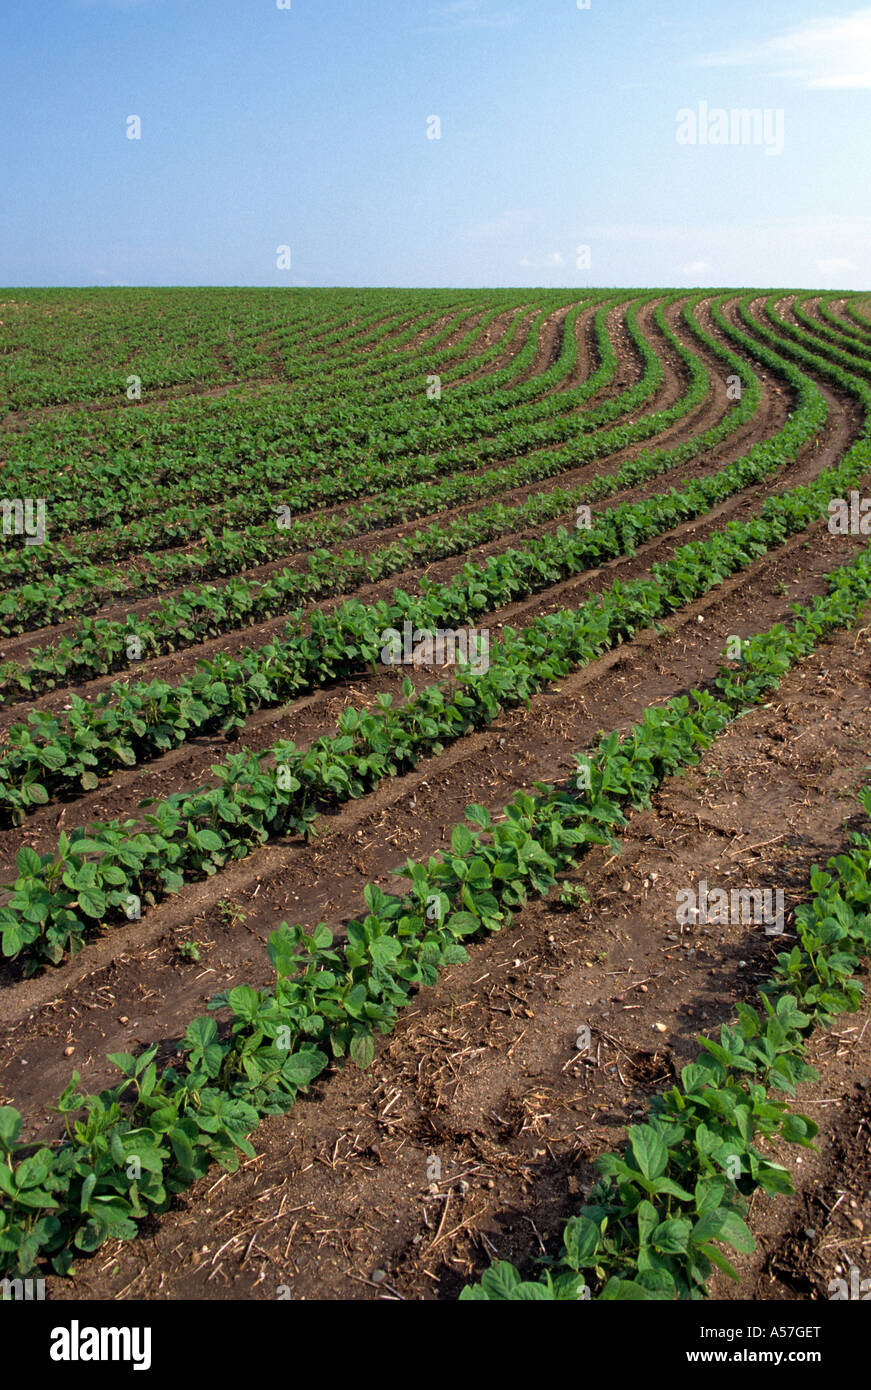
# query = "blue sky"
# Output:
<box><xmin>1</xmin><ymin>0</ymin><xmax>868</xmax><ymax>287</ymax></box>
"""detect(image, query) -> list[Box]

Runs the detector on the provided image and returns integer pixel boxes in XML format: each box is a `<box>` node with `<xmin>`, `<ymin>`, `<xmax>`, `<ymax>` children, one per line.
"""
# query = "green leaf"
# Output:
<box><xmin>16</xmin><ymin>847</ymin><xmax>43</xmax><ymax>877</ymax></box>
<box><xmin>636</xmin><ymin>1200</ymin><xmax>658</xmax><ymax>1249</ymax></box>
<box><xmin>451</xmin><ymin>823</ymin><xmax>475</xmax><ymax>856</ymax></box>
<box><xmin>562</xmin><ymin>1214</ymin><xmax>602</xmax><ymax>1269</ymax></box>
<box><xmin>349</xmin><ymin>1031</ymin><xmax>374</xmax><ymax>1069</ymax></box>
<box><xmin>227</xmin><ymin>985</ymin><xmax>260</xmax><ymax>1020</ymax></box>
<box><xmin>470</xmin><ymin>1261</ymin><xmax>525</xmax><ymax>1300</ymax></box>
<box><xmin>0</xmin><ymin>1108</ymin><xmax>22</xmax><ymax>1151</ymax></box>
<box><xmin>169</xmin><ymin>1128</ymin><xmax>196</xmax><ymax>1171</ymax></box>
<box><xmin>107</xmin><ymin>1052</ymin><xmax>138</xmax><ymax>1077</ymax></box>
<box><xmin>39</xmin><ymin>746</ymin><xmax>67</xmax><ymax>771</ymax></box>
<box><xmin>717</xmin><ymin>1211</ymin><xmax>756</xmax><ymax>1255</ymax></box>
<box><xmin>652</xmin><ymin>1218</ymin><xmax>691</xmax><ymax>1254</ymax></box>
<box><xmin>80</xmin><ymin>1172</ymin><xmax>97</xmax><ymax>1213</ymax></box>
<box><xmin>77</xmin><ymin>885</ymin><xmax>107</xmax><ymax>919</ymax></box>
<box><xmin>600</xmin><ymin>1277</ymin><xmax>654</xmax><ymax>1300</ymax></box>
<box><xmin>446</xmin><ymin>911</ymin><xmax>479</xmax><ymax>937</ymax></box>
<box><xmin>184</xmin><ymin>1016</ymin><xmax>225</xmax><ymax>1076</ymax></box>
<box><xmin>629</xmin><ymin>1125</ymin><xmax>668</xmax><ymax>1181</ymax></box>
<box><xmin>281</xmin><ymin>1049</ymin><xmax>328</xmax><ymax>1087</ymax></box>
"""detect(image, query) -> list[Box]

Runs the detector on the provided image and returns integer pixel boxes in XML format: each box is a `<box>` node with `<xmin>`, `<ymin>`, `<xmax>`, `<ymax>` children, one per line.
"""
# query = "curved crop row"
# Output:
<box><xmin>0</xmin><ymin>295</ymin><xmax>656</xmax><ymax>622</ymax></box>
<box><xmin>0</xmin><ymin>296</ymin><xmax>595</xmax><ymax>559</ymax></box>
<box><xmin>2</xmin><ymin>537</ymin><xmax>870</xmax><ymax>1278</ymax></box>
<box><xmin>0</xmin><ymin>295</ymin><xmax>727</xmax><ymax>670</ymax></box>
<box><xmin>6</xmin><ymin>400</ymin><xmax>864</xmax><ymax>968</ymax></box>
<box><xmin>0</xmin><ymin>296</ymin><xmax>600</xmax><ymax>586</ymax></box>
<box><xmin>0</xmin><ymin>315</ymin><xmax>778</xmax><ymax>824</ymax></box>
<box><xmin>0</xmin><ymin>290</ymin><xmax>768</xmax><ymax>817</ymax></box>
<box><xmin>0</xmin><ymin>293</ymin><xmax>575</xmax><ymax>509</ymax></box>
<box><xmin>796</xmin><ymin>295</ymin><xmax>871</xmax><ymax>358</ymax></box>
<box><xmin>0</xmin><ymin>291</ymin><xmax>484</xmax><ymax>415</ymax></box>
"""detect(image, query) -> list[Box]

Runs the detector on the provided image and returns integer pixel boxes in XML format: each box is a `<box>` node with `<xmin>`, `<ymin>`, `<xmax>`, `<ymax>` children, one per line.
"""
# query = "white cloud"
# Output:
<box><xmin>428</xmin><ymin>1</ymin><xmax>518</xmax><ymax>32</ymax></box>
<box><xmin>697</xmin><ymin>8</ymin><xmax>871</xmax><ymax>89</ymax></box>
<box><xmin>682</xmin><ymin>260</ymin><xmax>709</xmax><ymax>274</ymax></box>
<box><xmin>817</xmin><ymin>257</ymin><xmax>857</xmax><ymax>274</ymax></box>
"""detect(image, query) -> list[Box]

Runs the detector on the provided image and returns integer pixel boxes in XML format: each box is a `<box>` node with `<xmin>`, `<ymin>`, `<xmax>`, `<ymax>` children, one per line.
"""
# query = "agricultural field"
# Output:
<box><xmin>1</xmin><ymin>285</ymin><xmax>871</xmax><ymax>1302</ymax></box>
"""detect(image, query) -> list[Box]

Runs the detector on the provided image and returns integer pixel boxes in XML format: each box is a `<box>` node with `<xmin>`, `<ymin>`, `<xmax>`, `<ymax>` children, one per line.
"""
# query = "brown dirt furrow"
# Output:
<box><xmin>516</xmin><ymin>302</ymin><xmax>572</xmax><ymax>383</ymax></box>
<box><xmin>39</xmin><ymin>546</ymin><xmax>871</xmax><ymax>1301</ymax></box>
<box><xmin>447</xmin><ymin>307</ymin><xmax>542</xmax><ymax>387</ymax></box>
<box><xmin>387</xmin><ymin>306</ymin><xmax>480</xmax><ymax>353</ymax></box>
<box><xmin>830</xmin><ymin>298</ymin><xmax>871</xmax><ymax>343</ymax></box>
<box><xmin>791</xmin><ymin>296</ymin><xmax>871</xmax><ymax>358</ymax></box>
<box><xmin>2</xmin><ymin>449</ymin><xmax>868</xmax><ymax>1114</ymax></box>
